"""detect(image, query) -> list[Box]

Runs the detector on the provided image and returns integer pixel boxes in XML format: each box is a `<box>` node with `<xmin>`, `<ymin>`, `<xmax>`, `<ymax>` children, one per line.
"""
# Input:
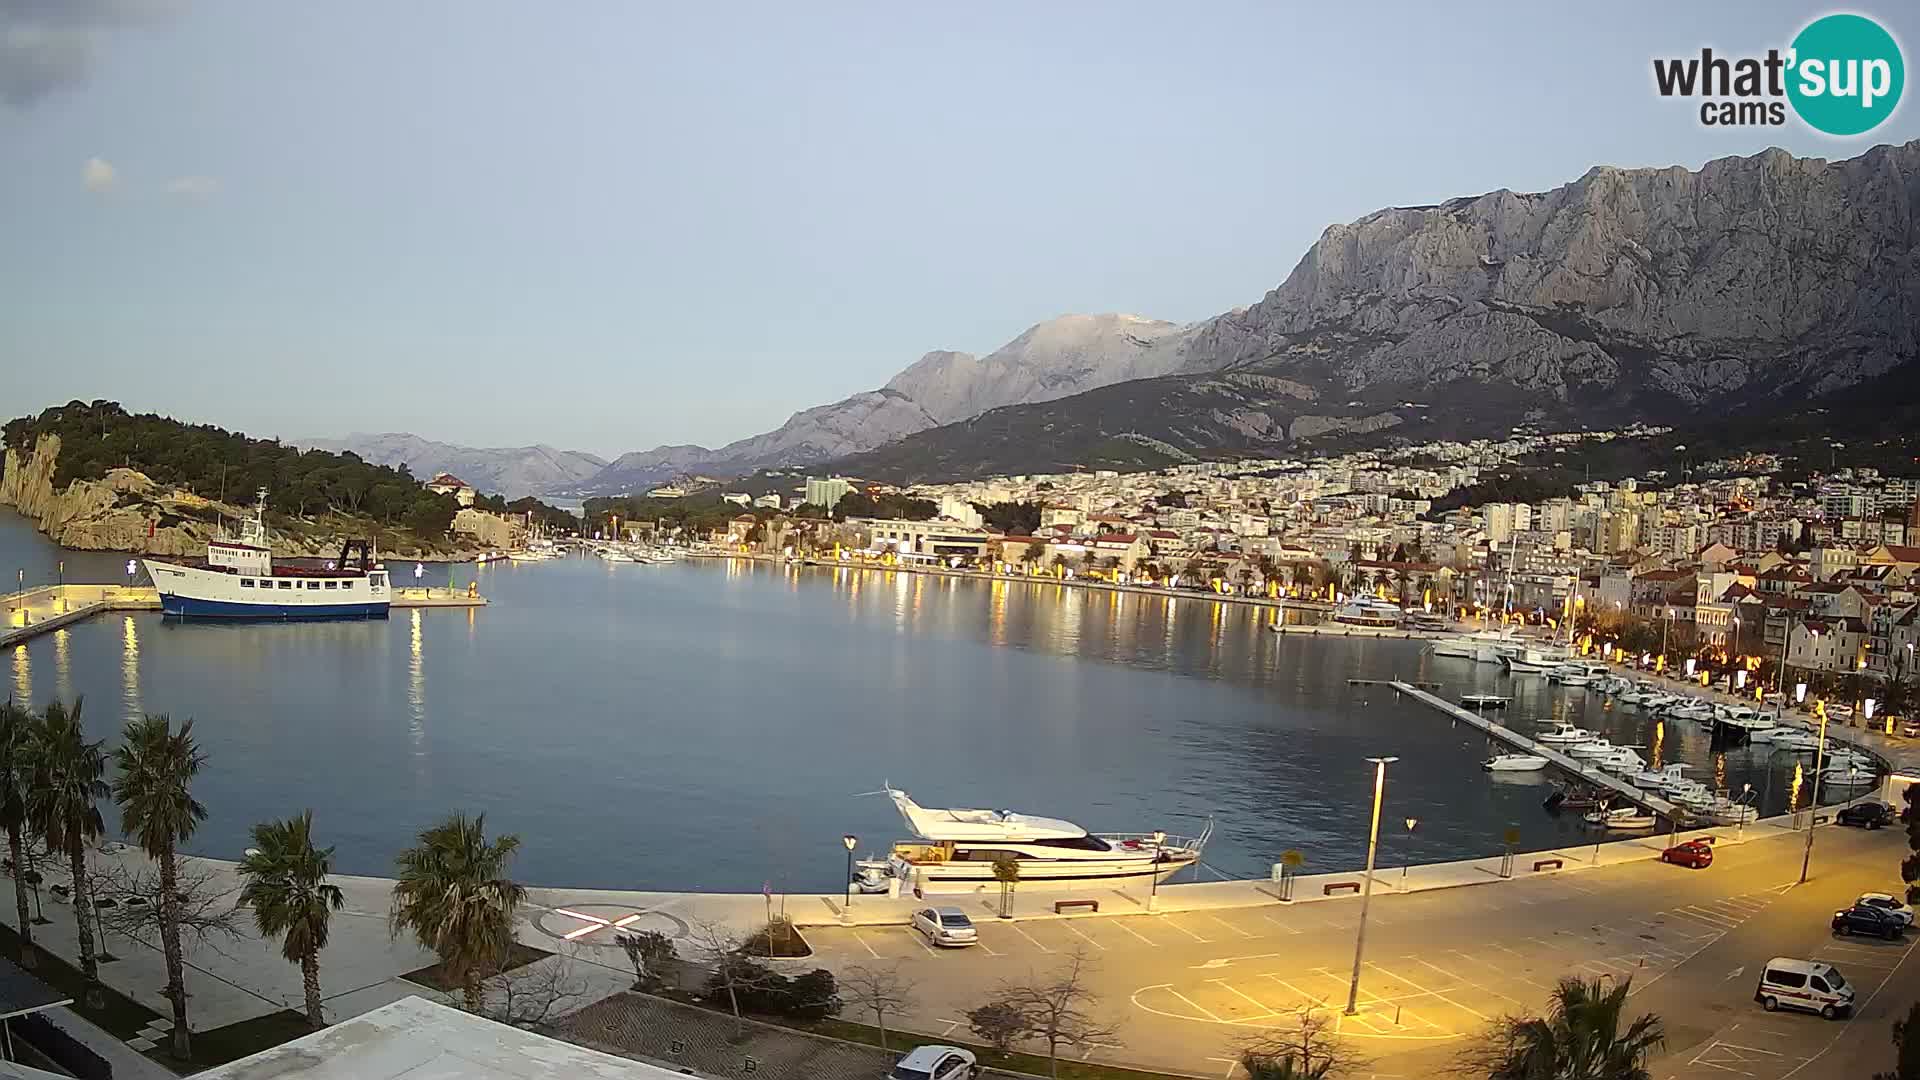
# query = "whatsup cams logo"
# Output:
<box><xmin>1653</xmin><ymin>12</ymin><xmax>1903</xmax><ymax>135</ymax></box>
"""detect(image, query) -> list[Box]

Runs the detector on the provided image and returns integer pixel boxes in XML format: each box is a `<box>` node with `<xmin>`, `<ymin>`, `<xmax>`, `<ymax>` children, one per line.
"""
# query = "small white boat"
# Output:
<box><xmin>1484</xmin><ymin>754</ymin><xmax>1551</xmax><ymax>772</ymax></box>
<box><xmin>1669</xmin><ymin>783</ymin><xmax>1717</xmax><ymax>811</ymax></box>
<box><xmin>1461</xmin><ymin>694</ymin><xmax>1510</xmax><ymax>710</ymax></box>
<box><xmin>1567</xmin><ymin>738</ymin><xmax>1622</xmax><ymax>759</ymax></box>
<box><xmin>1822</xmin><ymin>766</ymin><xmax>1879</xmax><ymax>788</ymax></box>
<box><xmin>1595</xmin><ymin>749</ymin><xmax>1647</xmax><ymax>775</ymax></box>
<box><xmin>1535</xmin><ymin>723</ymin><xmax>1593</xmax><ymax>745</ymax></box>
<box><xmin>1630</xmin><ymin>763</ymin><xmax>1690</xmax><ymax>790</ymax></box>
<box><xmin>1584</xmin><ymin>806</ymin><xmax>1658</xmax><ymax>830</ymax></box>
<box><xmin>1769</xmin><ymin>731</ymin><xmax>1820</xmax><ymax>753</ymax></box>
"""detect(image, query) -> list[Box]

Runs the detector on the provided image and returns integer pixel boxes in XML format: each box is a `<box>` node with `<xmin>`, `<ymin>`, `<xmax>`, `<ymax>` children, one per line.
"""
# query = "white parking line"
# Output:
<box><xmin>904</xmin><ymin>928</ymin><xmax>937</xmax><ymax>956</ymax></box>
<box><xmin>850</xmin><ymin>930</ymin><xmax>882</xmax><ymax>959</ymax></box>
<box><xmin>1164</xmin><ymin>987</ymin><xmax>1224</xmax><ymax>1023</ymax></box>
<box><xmin>1261</xmin><ymin>912</ymin><xmax>1303</xmax><ymax>935</ymax></box>
<box><xmin>1203</xmin><ymin>913</ymin><xmax>1257</xmax><ymax>939</ymax></box>
<box><xmin>1407</xmin><ymin>956</ymin><xmax>1528</xmax><ymax>1008</ymax></box>
<box><xmin>1062</xmin><ymin>921</ymin><xmax>1107</xmax><ymax>951</ymax></box>
<box><xmin>1211</xmin><ymin>979</ymin><xmax>1281</xmax><ymax>1018</ymax></box>
<box><xmin>1368</xmin><ymin>962</ymin><xmax>1489</xmax><ymax>1021</ymax></box>
<box><xmin>1006</xmin><ymin>921</ymin><xmax>1054</xmax><ymax>954</ymax></box>
<box><xmin>1161</xmin><ymin>917</ymin><xmax>1214</xmax><ymax>944</ymax></box>
<box><xmin>1110</xmin><ymin>919</ymin><xmax>1159</xmax><ymax>947</ymax></box>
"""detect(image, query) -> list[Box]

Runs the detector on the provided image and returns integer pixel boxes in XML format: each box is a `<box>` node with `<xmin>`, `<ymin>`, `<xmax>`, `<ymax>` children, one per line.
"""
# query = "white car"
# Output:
<box><xmin>1857</xmin><ymin>892</ymin><xmax>1915</xmax><ymax>926</ymax></box>
<box><xmin>910</xmin><ymin>906</ymin><xmax>979</xmax><ymax>947</ymax></box>
<box><xmin>889</xmin><ymin>1044</ymin><xmax>977</xmax><ymax>1079</ymax></box>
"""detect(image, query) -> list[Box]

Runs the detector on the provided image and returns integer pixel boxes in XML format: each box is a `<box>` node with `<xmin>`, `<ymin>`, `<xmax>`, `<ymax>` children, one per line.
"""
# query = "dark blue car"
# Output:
<box><xmin>1833</xmin><ymin>904</ymin><xmax>1906</xmax><ymax>940</ymax></box>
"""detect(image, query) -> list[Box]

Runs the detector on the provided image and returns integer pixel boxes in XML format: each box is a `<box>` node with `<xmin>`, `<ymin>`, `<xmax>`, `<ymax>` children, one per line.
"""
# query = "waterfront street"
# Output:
<box><xmin>795</xmin><ymin>824</ymin><xmax>1914</xmax><ymax>1079</ymax></box>
<box><xmin>1</xmin><ymin>819</ymin><xmax>1905</xmax><ymax>1078</ymax></box>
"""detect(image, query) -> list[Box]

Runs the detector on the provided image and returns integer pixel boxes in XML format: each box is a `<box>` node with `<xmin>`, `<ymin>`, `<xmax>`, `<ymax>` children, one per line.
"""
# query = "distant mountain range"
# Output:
<box><xmin>321</xmin><ymin>140</ymin><xmax>1920</xmax><ymax>491</ymax></box>
<box><xmin>302</xmin><ymin>433</ymin><xmax>606</xmax><ymax>499</ymax></box>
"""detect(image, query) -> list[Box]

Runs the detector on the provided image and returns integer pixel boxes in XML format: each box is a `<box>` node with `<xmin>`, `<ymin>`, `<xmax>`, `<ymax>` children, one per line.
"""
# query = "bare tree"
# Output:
<box><xmin>1239</xmin><ymin>1002</ymin><xmax>1367</xmax><ymax>1080</ymax></box>
<box><xmin>1000</xmin><ymin>947</ymin><xmax>1121</xmax><ymax>1078</ymax></box>
<box><xmin>476</xmin><ymin>954</ymin><xmax>593</xmax><ymax>1029</ymax></box>
<box><xmin>841</xmin><ymin>963</ymin><xmax>917</xmax><ymax>1050</ymax></box>
<box><xmin>616</xmin><ymin>928</ymin><xmax>676</xmax><ymax>991</ymax></box>
<box><xmin>687</xmin><ymin>918</ymin><xmax>784</xmax><ymax>1039</ymax></box>
<box><xmin>93</xmin><ymin>856</ymin><xmax>244</xmax><ymax>954</ymax></box>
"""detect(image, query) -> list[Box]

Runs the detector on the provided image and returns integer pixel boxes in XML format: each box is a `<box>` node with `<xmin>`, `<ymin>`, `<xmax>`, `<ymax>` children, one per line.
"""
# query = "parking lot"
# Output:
<box><xmin>797</xmin><ymin>826</ymin><xmax>1913</xmax><ymax>1078</ymax></box>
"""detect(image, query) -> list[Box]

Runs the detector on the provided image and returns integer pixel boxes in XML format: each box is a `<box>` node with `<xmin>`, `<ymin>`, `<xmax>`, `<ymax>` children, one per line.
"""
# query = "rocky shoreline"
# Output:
<box><xmin>0</xmin><ymin>434</ymin><xmax>494</xmax><ymax>561</ymax></box>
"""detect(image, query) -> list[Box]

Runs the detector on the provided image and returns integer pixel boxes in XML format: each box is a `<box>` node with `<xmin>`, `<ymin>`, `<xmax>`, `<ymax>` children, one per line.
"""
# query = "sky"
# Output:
<box><xmin>5</xmin><ymin>2</ymin><xmax>1918</xmax><ymax>458</ymax></box>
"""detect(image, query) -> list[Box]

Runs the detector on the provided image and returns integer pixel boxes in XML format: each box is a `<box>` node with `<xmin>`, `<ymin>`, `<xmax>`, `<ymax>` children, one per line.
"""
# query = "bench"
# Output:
<box><xmin>1324</xmin><ymin>881</ymin><xmax>1362</xmax><ymax>896</ymax></box>
<box><xmin>1053</xmin><ymin>900</ymin><xmax>1098</xmax><ymax>915</ymax></box>
<box><xmin>1532</xmin><ymin>859</ymin><xmax>1564</xmax><ymax>872</ymax></box>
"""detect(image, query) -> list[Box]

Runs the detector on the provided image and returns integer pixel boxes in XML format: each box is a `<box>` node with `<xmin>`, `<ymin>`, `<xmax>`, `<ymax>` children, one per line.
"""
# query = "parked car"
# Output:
<box><xmin>1756</xmin><ymin>958</ymin><xmax>1854</xmax><ymax>1019</ymax></box>
<box><xmin>1902</xmin><ymin>720</ymin><xmax>1920</xmax><ymax>739</ymax></box>
<box><xmin>1833</xmin><ymin>904</ymin><xmax>1906</xmax><ymax>940</ymax></box>
<box><xmin>910</xmin><ymin>906</ymin><xmax>979</xmax><ymax>948</ymax></box>
<box><xmin>1837</xmin><ymin>801</ymin><xmax>1895</xmax><ymax>829</ymax></box>
<box><xmin>1856</xmin><ymin>892</ymin><xmax>1915</xmax><ymax>926</ymax></box>
<box><xmin>889</xmin><ymin>1045</ymin><xmax>977</xmax><ymax>1080</ymax></box>
<box><xmin>1659</xmin><ymin>839</ymin><xmax>1714</xmax><ymax>869</ymax></box>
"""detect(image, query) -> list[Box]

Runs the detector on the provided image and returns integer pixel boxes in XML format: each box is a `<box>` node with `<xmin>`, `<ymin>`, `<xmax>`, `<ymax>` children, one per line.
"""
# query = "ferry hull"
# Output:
<box><xmin>894</xmin><ymin>855</ymin><xmax>1197</xmax><ymax>887</ymax></box>
<box><xmin>159</xmin><ymin>595</ymin><xmax>389</xmax><ymax>620</ymax></box>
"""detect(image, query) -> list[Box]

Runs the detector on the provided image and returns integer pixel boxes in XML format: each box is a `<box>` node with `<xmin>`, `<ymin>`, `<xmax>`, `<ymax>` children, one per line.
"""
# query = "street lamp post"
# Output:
<box><xmin>1662</xmin><ymin>607</ymin><xmax>1674</xmax><ymax>667</ymax></box>
<box><xmin>1400</xmin><ymin>818</ymin><xmax>1418</xmax><ymax>891</ymax></box>
<box><xmin>1800</xmin><ymin>706</ymin><xmax>1831</xmax><ymax>885</ymax></box>
<box><xmin>841</xmin><ymin>834</ymin><xmax>857</xmax><ymax>920</ymax></box>
<box><xmin>1148</xmin><ymin>829</ymin><xmax>1166</xmax><ymax>913</ymax></box>
<box><xmin>1739</xmin><ymin>782</ymin><xmax>1752</xmax><ymax>838</ymax></box>
<box><xmin>1345</xmin><ymin>756</ymin><xmax>1398</xmax><ymax>1016</ymax></box>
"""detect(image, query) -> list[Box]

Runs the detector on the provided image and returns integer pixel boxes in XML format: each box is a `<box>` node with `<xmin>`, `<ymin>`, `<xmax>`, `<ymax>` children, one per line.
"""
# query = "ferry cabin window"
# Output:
<box><xmin>307</xmin><ymin>581</ymin><xmax>320</xmax><ymax>590</ymax></box>
<box><xmin>277</xmin><ymin>581</ymin><xmax>293</xmax><ymax>590</ymax></box>
<box><xmin>342</xmin><ymin>581</ymin><xmax>354</xmax><ymax>589</ymax></box>
<box><xmin>324</xmin><ymin>581</ymin><xmax>337</xmax><ymax>589</ymax></box>
<box><xmin>240</xmin><ymin>579</ymin><xmax>254</xmax><ymax>588</ymax></box>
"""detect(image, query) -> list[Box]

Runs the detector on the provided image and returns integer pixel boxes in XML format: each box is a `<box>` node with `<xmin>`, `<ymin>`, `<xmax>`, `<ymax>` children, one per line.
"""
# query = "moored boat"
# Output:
<box><xmin>1484</xmin><ymin>753</ymin><xmax>1550</xmax><ymax>772</ymax></box>
<box><xmin>881</xmin><ymin>787</ymin><xmax>1210</xmax><ymax>887</ymax></box>
<box><xmin>142</xmin><ymin>491</ymin><xmax>390</xmax><ymax>620</ymax></box>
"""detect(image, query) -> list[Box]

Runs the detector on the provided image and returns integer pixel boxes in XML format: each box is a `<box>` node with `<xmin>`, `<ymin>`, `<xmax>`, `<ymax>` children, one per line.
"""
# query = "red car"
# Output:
<box><xmin>1661</xmin><ymin>839</ymin><xmax>1714</xmax><ymax>868</ymax></box>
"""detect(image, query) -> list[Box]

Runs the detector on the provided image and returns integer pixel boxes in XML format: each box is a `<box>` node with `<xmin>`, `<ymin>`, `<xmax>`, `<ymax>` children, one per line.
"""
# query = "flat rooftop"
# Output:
<box><xmin>197</xmin><ymin>996</ymin><xmax>690</xmax><ymax>1079</ymax></box>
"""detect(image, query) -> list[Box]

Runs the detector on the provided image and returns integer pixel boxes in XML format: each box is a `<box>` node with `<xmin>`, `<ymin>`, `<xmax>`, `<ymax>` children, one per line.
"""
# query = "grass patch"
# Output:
<box><xmin>401</xmin><ymin>942</ymin><xmax>551</xmax><ymax>992</ymax></box>
<box><xmin>805</xmin><ymin>1017</ymin><xmax>1177</xmax><ymax>1080</ymax></box>
<box><xmin>146</xmin><ymin>1009</ymin><xmax>315</xmax><ymax>1074</ymax></box>
<box><xmin>0</xmin><ymin>918</ymin><xmax>163</xmax><ymax>1040</ymax></box>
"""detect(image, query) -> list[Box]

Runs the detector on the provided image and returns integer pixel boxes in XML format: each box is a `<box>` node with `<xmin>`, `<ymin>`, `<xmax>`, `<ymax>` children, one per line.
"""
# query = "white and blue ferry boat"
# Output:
<box><xmin>143</xmin><ymin>491</ymin><xmax>391</xmax><ymax>619</ymax></box>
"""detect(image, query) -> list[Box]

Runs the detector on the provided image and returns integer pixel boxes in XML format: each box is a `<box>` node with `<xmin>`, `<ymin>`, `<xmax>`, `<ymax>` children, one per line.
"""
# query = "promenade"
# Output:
<box><xmin>1</xmin><ymin>583</ymin><xmax>484</xmax><ymax>651</ymax></box>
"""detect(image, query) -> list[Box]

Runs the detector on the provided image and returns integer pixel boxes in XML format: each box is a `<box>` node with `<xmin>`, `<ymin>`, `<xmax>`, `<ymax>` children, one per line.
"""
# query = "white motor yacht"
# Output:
<box><xmin>1584</xmin><ymin>806</ymin><xmax>1658</xmax><ymax>830</ymax></box>
<box><xmin>1484</xmin><ymin>754</ymin><xmax>1551</xmax><ymax>772</ymax></box>
<box><xmin>1535</xmin><ymin>723</ymin><xmax>1593</xmax><ymax>745</ymax></box>
<box><xmin>880</xmin><ymin>788</ymin><xmax>1210</xmax><ymax>887</ymax></box>
<box><xmin>1630</xmin><ymin>762</ymin><xmax>1691</xmax><ymax>790</ymax></box>
<box><xmin>1595</xmin><ymin>748</ymin><xmax>1647</xmax><ymax>775</ymax></box>
<box><xmin>1567</xmin><ymin>738</ymin><xmax>1621</xmax><ymax>759</ymax></box>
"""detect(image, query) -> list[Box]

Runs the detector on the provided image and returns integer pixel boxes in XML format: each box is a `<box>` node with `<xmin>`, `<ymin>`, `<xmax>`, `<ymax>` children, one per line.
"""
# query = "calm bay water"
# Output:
<box><xmin>1</xmin><ymin>510</ymin><xmax>1818</xmax><ymax>892</ymax></box>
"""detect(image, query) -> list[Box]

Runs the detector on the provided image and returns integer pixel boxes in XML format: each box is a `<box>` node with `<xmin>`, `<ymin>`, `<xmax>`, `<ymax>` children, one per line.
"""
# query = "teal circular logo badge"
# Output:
<box><xmin>1787</xmin><ymin>13</ymin><xmax>1904</xmax><ymax>136</ymax></box>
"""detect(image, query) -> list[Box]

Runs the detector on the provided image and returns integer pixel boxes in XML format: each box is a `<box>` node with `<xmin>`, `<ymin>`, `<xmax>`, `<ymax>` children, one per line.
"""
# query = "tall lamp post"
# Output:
<box><xmin>1345</xmin><ymin>756</ymin><xmax>1398</xmax><ymax>1016</ymax></box>
<box><xmin>841</xmin><ymin>834</ymin><xmax>857</xmax><ymax>917</ymax></box>
<box><xmin>1400</xmin><ymin>818</ymin><xmax>1419</xmax><ymax>891</ymax></box>
<box><xmin>1799</xmin><ymin>704</ymin><xmax>1831</xmax><ymax>885</ymax></box>
<box><xmin>1661</xmin><ymin>607</ymin><xmax>1675</xmax><ymax>669</ymax></box>
<box><xmin>1148</xmin><ymin>829</ymin><xmax>1166</xmax><ymax>913</ymax></box>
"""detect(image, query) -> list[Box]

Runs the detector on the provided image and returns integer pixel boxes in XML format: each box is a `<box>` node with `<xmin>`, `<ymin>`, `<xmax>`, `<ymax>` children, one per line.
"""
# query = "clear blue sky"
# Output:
<box><xmin>5</xmin><ymin>1</ymin><xmax>1916</xmax><ymax>458</ymax></box>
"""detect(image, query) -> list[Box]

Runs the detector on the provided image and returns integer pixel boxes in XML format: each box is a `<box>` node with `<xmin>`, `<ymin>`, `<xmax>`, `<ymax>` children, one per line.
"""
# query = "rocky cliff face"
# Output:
<box><xmin>1</xmin><ymin>434</ymin><xmax>475</xmax><ymax>557</ymax></box>
<box><xmin>835</xmin><ymin>140</ymin><xmax>1920</xmax><ymax>481</ymax></box>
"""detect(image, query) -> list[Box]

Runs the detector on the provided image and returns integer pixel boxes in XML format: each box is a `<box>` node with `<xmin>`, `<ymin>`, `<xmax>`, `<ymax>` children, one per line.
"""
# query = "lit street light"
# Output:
<box><xmin>1800</xmin><ymin>704</ymin><xmax>1832</xmax><ymax>885</ymax></box>
<box><xmin>841</xmin><ymin>834</ymin><xmax>857</xmax><ymax>917</ymax></box>
<box><xmin>1400</xmin><ymin>817</ymin><xmax>1418</xmax><ymax>891</ymax></box>
<box><xmin>1345</xmin><ymin>755</ymin><xmax>1398</xmax><ymax>1016</ymax></box>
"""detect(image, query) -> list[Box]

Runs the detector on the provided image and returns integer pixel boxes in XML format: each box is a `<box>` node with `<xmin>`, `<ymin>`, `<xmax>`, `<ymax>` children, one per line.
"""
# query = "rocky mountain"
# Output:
<box><xmin>834</xmin><ymin>140</ymin><xmax>1920</xmax><ymax>482</ymax></box>
<box><xmin>578</xmin><ymin>313</ymin><xmax>1205</xmax><ymax>492</ymax></box>
<box><xmin>305</xmin><ymin>433</ymin><xmax>606</xmax><ymax>497</ymax></box>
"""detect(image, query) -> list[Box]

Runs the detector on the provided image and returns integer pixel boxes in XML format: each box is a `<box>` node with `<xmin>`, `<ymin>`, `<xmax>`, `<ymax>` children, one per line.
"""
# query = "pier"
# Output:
<box><xmin>4</xmin><ymin>582</ymin><xmax>483</xmax><ymax>648</ymax></box>
<box><xmin>1389</xmin><ymin>680</ymin><xmax>1680</xmax><ymax>817</ymax></box>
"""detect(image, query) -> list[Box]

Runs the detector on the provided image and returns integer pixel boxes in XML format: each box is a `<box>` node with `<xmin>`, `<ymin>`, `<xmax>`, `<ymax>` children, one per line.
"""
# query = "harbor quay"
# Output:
<box><xmin>9</xmin><ymin>805</ymin><xmax>1905</xmax><ymax>1080</ymax></box>
<box><xmin>1</xmin><ymin>581</ymin><xmax>486</xmax><ymax>650</ymax></box>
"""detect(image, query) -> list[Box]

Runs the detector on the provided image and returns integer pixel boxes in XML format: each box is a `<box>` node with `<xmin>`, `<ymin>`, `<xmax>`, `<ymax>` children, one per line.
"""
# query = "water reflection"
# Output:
<box><xmin>53</xmin><ymin>628</ymin><xmax>72</xmax><ymax>704</ymax></box>
<box><xmin>10</xmin><ymin>643</ymin><xmax>27</xmax><ymax>701</ymax></box>
<box><xmin>407</xmin><ymin>608</ymin><xmax>426</xmax><ymax>762</ymax></box>
<box><xmin>120</xmin><ymin>616</ymin><xmax>140</xmax><ymax>722</ymax></box>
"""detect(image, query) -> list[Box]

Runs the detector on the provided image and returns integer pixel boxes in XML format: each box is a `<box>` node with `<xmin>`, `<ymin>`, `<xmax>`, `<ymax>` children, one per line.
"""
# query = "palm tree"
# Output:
<box><xmin>0</xmin><ymin>700</ymin><xmax>37</xmax><ymax>970</ymax></box>
<box><xmin>238</xmin><ymin>812</ymin><xmax>345</xmax><ymax>1029</ymax></box>
<box><xmin>113</xmin><ymin>714</ymin><xmax>207</xmax><ymax>1059</ymax></box>
<box><xmin>1476</xmin><ymin>976</ymin><xmax>1665</xmax><ymax>1080</ymax></box>
<box><xmin>389</xmin><ymin>813</ymin><xmax>525</xmax><ymax>1011</ymax></box>
<box><xmin>25</xmin><ymin>698</ymin><xmax>109</xmax><ymax>1007</ymax></box>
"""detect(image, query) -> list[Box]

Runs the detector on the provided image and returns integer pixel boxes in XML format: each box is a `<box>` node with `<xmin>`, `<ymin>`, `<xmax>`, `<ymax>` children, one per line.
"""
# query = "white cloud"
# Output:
<box><xmin>81</xmin><ymin>156</ymin><xmax>117</xmax><ymax>193</ymax></box>
<box><xmin>165</xmin><ymin>175</ymin><xmax>219</xmax><ymax>198</ymax></box>
<box><xmin>0</xmin><ymin>1</ymin><xmax>169</xmax><ymax>108</ymax></box>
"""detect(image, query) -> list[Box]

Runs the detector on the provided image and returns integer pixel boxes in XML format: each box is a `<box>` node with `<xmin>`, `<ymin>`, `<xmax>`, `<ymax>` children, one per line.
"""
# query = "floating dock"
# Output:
<box><xmin>5</xmin><ymin>583</ymin><xmax>483</xmax><ymax>649</ymax></box>
<box><xmin>1390</xmin><ymin>680</ymin><xmax>1679</xmax><ymax>817</ymax></box>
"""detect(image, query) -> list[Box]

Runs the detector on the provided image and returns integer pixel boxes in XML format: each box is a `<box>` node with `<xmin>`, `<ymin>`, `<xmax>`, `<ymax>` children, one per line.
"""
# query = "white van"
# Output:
<box><xmin>1755</xmin><ymin>958</ymin><xmax>1855</xmax><ymax>1019</ymax></box>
